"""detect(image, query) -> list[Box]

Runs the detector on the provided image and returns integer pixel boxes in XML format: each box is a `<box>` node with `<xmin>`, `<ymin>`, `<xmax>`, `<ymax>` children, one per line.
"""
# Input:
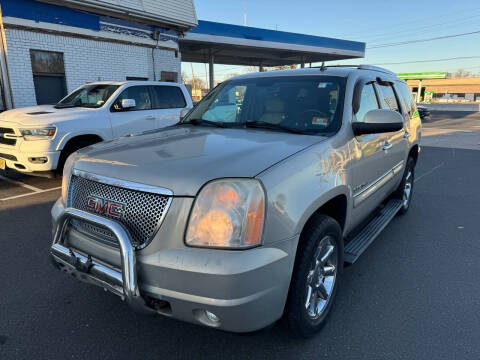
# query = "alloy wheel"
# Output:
<box><xmin>304</xmin><ymin>235</ymin><xmax>338</xmax><ymax>320</ymax></box>
<box><xmin>403</xmin><ymin>170</ymin><xmax>413</xmax><ymax>210</ymax></box>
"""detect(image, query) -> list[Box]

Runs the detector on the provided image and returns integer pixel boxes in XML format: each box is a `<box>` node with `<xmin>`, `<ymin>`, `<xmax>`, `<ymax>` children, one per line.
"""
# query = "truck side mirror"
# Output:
<box><xmin>121</xmin><ymin>98</ymin><xmax>136</xmax><ymax>110</ymax></box>
<box><xmin>352</xmin><ymin>109</ymin><xmax>404</xmax><ymax>136</ymax></box>
<box><xmin>180</xmin><ymin>108</ymin><xmax>190</xmax><ymax>120</ymax></box>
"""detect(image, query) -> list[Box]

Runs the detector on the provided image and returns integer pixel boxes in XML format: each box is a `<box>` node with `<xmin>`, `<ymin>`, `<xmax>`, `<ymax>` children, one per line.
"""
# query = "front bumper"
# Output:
<box><xmin>0</xmin><ymin>146</ymin><xmax>60</xmax><ymax>173</ymax></box>
<box><xmin>50</xmin><ymin>200</ymin><xmax>296</xmax><ymax>332</ymax></box>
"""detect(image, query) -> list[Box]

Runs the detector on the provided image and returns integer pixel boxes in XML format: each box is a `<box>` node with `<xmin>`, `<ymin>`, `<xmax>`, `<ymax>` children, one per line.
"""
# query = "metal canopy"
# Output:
<box><xmin>180</xmin><ymin>20</ymin><xmax>365</xmax><ymax>67</ymax></box>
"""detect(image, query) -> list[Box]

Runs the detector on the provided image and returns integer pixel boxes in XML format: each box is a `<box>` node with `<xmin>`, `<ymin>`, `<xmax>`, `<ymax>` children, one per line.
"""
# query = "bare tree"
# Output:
<box><xmin>183</xmin><ymin>76</ymin><xmax>206</xmax><ymax>89</ymax></box>
<box><xmin>244</xmin><ymin>66</ymin><xmax>260</xmax><ymax>73</ymax></box>
<box><xmin>223</xmin><ymin>73</ymin><xmax>240</xmax><ymax>81</ymax></box>
<box><xmin>453</xmin><ymin>69</ymin><xmax>473</xmax><ymax>78</ymax></box>
<box><xmin>272</xmin><ymin>65</ymin><xmax>298</xmax><ymax>70</ymax></box>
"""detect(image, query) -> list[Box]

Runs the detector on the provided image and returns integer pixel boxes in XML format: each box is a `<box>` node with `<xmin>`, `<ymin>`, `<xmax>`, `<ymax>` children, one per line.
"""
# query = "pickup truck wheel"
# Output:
<box><xmin>394</xmin><ymin>157</ymin><xmax>415</xmax><ymax>215</ymax></box>
<box><xmin>56</xmin><ymin>140</ymin><xmax>96</xmax><ymax>175</ymax></box>
<box><xmin>285</xmin><ymin>214</ymin><xmax>343</xmax><ymax>338</ymax></box>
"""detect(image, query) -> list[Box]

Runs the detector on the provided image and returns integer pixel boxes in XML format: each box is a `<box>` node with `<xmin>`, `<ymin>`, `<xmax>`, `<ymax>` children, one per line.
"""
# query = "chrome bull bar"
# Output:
<box><xmin>50</xmin><ymin>207</ymin><xmax>154</xmax><ymax>314</ymax></box>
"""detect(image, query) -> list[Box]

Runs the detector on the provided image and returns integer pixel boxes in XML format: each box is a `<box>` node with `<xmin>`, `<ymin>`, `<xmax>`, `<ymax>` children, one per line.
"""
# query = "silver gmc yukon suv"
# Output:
<box><xmin>50</xmin><ymin>66</ymin><xmax>421</xmax><ymax>337</ymax></box>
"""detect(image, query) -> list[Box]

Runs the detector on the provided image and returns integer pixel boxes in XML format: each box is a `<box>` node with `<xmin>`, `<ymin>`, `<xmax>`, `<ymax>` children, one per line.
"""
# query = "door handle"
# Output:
<box><xmin>383</xmin><ymin>143</ymin><xmax>393</xmax><ymax>151</ymax></box>
<box><xmin>403</xmin><ymin>131</ymin><xmax>411</xmax><ymax>138</ymax></box>
<box><xmin>145</xmin><ymin>116</ymin><xmax>156</xmax><ymax>120</ymax></box>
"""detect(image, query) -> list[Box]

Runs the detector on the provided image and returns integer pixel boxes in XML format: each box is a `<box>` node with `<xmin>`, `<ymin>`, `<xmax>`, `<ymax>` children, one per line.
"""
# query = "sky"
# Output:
<box><xmin>182</xmin><ymin>0</ymin><xmax>480</xmax><ymax>84</ymax></box>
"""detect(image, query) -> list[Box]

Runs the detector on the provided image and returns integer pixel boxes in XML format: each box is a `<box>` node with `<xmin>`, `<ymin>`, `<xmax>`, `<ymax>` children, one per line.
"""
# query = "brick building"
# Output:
<box><xmin>0</xmin><ymin>0</ymin><xmax>197</xmax><ymax>110</ymax></box>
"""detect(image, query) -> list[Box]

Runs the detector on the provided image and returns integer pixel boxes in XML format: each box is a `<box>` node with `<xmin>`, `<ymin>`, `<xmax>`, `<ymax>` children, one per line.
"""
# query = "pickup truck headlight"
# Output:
<box><xmin>20</xmin><ymin>127</ymin><xmax>56</xmax><ymax>140</ymax></box>
<box><xmin>61</xmin><ymin>154</ymin><xmax>77</xmax><ymax>204</ymax></box>
<box><xmin>186</xmin><ymin>179</ymin><xmax>265</xmax><ymax>249</ymax></box>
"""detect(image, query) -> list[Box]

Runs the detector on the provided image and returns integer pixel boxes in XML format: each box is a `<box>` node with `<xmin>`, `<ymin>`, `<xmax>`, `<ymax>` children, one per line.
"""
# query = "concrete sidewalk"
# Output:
<box><xmin>421</xmin><ymin>103</ymin><xmax>479</xmax><ymax>112</ymax></box>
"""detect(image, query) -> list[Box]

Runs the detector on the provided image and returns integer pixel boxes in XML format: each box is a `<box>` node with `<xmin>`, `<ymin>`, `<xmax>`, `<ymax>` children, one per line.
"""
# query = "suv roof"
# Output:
<box><xmin>81</xmin><ymin>81</ymin><xmax>182</xmax><ymax>87</ymax></box>
<box><xmin>231</xmin><ymin>65</ymin><xmax>401</xmax><ymax>81</ymax></box>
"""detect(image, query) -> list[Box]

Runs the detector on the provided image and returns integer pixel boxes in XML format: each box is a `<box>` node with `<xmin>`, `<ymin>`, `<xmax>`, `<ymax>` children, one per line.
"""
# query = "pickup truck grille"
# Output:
<box><xmin>0</xmin><ymin>127</ymin><xmax>16</xmax><ymax>146</ymax></box>
<box><xmin>67</xmin><ymin>175</ymin><xmax>171</xmax><ymax>247</ymax></box>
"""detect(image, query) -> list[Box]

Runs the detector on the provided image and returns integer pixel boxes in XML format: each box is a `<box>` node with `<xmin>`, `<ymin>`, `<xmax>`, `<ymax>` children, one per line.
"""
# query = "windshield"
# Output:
<box><xmin>182</xmin><ymin>75</ymin><xmax>346</xmax><ymax>135</ymax></box>
<box><xmin>55</xmin><ymin>84</ymin><xmax>120</xmax><ymax>109</ymax></box>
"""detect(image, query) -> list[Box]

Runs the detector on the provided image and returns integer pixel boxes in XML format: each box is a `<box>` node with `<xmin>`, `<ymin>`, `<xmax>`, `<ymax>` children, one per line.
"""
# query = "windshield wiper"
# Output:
<box><xmin>245</xmin><ymin>121</ymin><xmax>304</xmax><ymax>134</ymax></box>
<box><xmin>54</xmin><ymin>103</ymin><xmax>89</xmax><ymax>109</ymax></box>
<box><xmin>54</xmin><ymin>104</ymin><xmax>74</xmax><ymax>109</ymax></box>
<box><xmin>180</xmin><ymin>118</ymin><xmax>226</xmax><ymax>128</ymax></box>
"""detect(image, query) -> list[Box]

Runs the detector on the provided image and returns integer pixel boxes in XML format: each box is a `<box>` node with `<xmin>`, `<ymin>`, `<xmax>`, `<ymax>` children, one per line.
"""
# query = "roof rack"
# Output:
<box><xmin>313</xmin><ymin>64</ymin><xmax>397</xmax><ymax>76</ymax></box>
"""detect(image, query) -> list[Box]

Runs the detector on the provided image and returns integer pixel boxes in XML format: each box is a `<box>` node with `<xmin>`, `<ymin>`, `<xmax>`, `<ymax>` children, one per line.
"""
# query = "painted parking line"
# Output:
<box><xmin>415</xmin><ymin>162</ymin><xmax>444</xmax><ymax>183</ymax></box>
<box><xmin>0</xmin><ymin>186</ymin><xmax>62</xmax><ymax>202</ymax></box>
<box><xmin>0</xmin><ymin>174</ymin><xmax>43</xmax><ymax>192</ymax></box>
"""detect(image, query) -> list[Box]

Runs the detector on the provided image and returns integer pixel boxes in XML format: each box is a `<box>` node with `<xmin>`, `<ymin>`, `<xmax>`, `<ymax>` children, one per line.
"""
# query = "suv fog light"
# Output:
<box><xmin>193</xmin><ymin>309</ymin><xmax>221</xmax><ymax>327</ymax></box>
<box><xmin>205</xmin><ymin>310</ymin><xmax>220</xmax><ymax>323</ymax></box>
<box><xmin>29</xmin><ymin>157</ymin><xmax>48</xmax><ymax>164</ymax></box>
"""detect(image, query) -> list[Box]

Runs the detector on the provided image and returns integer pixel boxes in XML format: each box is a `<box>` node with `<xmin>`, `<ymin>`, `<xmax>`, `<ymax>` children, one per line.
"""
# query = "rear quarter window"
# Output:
<box><xmin>395</xmin><ymin>82</ymin><xmax>416</xmax><ymax>118</ymax></box>
<box><xmin>151</xmin><ymin>86</ymin><xmax>186</xmax><ymax>109</ymax></box>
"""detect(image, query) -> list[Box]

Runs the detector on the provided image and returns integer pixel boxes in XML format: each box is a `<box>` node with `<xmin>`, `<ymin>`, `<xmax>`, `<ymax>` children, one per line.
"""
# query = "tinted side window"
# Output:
<box><xmin>151</xmin><ymin>86</ymin><xmax>186</xmax><ymax>109</ymax></box>
<box><xmin>355</xmin><ymin>83</ymin><xmax>379</xmax><ymax>123</ymax></box>
<box><xmin>396</xmin><ymin>82</ymin><xmax>416</xmax><ymax>117</ymax></box>
<box><xmin>377</xmin><ymin>83</ymin><xmax>400</xmax><ymax>112</ymax></box>
<box><xmin>115</xmin><ymin>86</ymin><xmax>152</xmax><ymax>111</ymax></box>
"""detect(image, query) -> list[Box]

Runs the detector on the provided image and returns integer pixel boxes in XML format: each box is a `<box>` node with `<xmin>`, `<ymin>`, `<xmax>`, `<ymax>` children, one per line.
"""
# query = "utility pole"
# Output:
<box><xmin>243</xmin><ymin>0</ymin><xmax>247</xmax><ymax>26</ymax></box>
<box><xmin>190</xmin><ymin>62</ymin><xmax>196</xmax><ymax>96</ymax></box>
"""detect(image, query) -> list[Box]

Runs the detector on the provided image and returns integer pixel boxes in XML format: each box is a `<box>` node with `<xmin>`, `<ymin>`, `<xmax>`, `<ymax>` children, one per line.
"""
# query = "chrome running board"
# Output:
<box><xmin>344</xmin><ymin>199</ymin><xmax>403</xmax><ymax>264</ymax></box>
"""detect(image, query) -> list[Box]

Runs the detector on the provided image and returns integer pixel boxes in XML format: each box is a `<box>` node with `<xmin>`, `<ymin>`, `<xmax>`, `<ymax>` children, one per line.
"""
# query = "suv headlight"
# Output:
<box><xmin>186</xmin><ymin>179</ymin><xmax>265</xmax><ymax>249</ymax></box>
<box><xmin>20</xmin><ymin>127</ymin><xmax>56</xmax><ymax>140</ymax></box>
<box><xmin>61</xmin><ymin>153</ymin><xmax>77</xmax><ymax>204</ymax></box>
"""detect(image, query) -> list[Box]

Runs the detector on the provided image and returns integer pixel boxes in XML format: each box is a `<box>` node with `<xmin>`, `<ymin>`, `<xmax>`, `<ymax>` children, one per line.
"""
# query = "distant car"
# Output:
<box><xmin>417</xmin><ymin>105</ymin><xmax>430</xmax><ymax>119</ymax></box>
<box><xmin>0</xmin><ymin>81</ymin><xmax>193</xmax><ymax>176</ymax></box>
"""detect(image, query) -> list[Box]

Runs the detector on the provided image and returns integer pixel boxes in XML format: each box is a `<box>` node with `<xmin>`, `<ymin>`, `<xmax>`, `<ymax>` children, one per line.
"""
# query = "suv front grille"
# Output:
<box><xmin>0</xmin><ymin>127</ymin><xmax>16</xmax><ymax>146</ymax></box>
<box><xmin>70</xmin><ymin>218</ymin><xmax>119</xmax><ymax>248</ymax></box>
<box><xmin>67</xmin><ymin>174</ymin><xmax>172</xmax><ymax>247</ymax></box>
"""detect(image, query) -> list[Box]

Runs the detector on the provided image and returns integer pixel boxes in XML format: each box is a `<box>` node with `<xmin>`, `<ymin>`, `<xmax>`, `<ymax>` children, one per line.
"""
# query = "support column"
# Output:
<box><xmin>209</xmin><ymin>52</ymin><xmax>215</xmax><ymax>91</ymax></box>
<box><xmin>416</xmin><ymin>79</ymin><xmax>422</xmax><ymax>103</ymax></box>
<box><xmin>300</xmin><ymin>56</ymin><xmax>305</xmax><ymax>68</ymax></box>
<box><xmin>0</xmin><ymin>6</ymin><xmax>13</xmax><ymax>109</ymax></box>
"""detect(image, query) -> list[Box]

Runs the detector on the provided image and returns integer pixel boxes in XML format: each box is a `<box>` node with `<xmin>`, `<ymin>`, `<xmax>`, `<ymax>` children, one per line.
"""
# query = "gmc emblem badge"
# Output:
<box><xmin>86</xmin><ymin>195</ymin><xmax>125</xmax><ymax>219</ymax></box>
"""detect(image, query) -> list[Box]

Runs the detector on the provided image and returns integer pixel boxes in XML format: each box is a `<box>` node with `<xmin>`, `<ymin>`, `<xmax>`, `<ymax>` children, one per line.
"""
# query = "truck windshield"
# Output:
<box><xmin>55</xmin><ymin>84</ymin><xmax>120</xmax><ymax>109</ymax></box>
<box><xmin>181</xmin><ymin>75</ymin><xmax>346</xmax><ymax>135</ymax></box>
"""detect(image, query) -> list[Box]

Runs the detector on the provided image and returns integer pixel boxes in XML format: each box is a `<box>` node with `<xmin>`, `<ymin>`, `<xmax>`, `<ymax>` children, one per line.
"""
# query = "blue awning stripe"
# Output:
<box><xmin>191</xmin><ymin>20</ymin><xmax>365</xmax><ymax>53</ymax></box>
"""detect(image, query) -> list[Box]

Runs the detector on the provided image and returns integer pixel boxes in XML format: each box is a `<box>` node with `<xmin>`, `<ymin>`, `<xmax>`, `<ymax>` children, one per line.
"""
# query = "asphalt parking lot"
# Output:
<box><xmin>1</xmin><ymin>111</ymin><xmax>479</xmax><ymax>359</ymax></box>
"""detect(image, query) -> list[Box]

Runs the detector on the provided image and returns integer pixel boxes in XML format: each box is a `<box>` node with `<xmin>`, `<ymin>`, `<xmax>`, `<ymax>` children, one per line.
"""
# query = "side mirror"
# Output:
<box><xmin>179</xmin><ymin>108</ymin><xmax>190</xmax><ymax>120</ymax></box>
<box><xmin>352</xmin><ymin>109</ymin><xmax>404</xmax><ymax>136</ymax></box>
<box><xmin>121</xmin><ymin>98</ymin><xmax>136</xmax><ymax>110</ymax></box>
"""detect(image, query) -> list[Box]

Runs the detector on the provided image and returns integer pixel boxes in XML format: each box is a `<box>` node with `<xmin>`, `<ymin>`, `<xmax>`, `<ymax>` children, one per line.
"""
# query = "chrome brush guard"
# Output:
<box><xmin>50</xmin><ymin>207</ymin><xmax>154</xmax><ymax>314</ymax></box>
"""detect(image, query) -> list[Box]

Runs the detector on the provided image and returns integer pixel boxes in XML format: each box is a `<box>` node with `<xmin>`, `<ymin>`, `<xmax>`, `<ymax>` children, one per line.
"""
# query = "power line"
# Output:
<box><xmin>367</xmin><ymin>30</ymin><xmax>480</xmax><ymax>49</ymax></box>
<box><xmin>371</xmin><ymin>56</ymin><xmax>480</xmax><ymax>65</ymax></box>
<box><xmin>331</xmin><ymin>6</ymin><xmax>480</xmax><ymax>38</ymax></box>
<box><xmin>364</xmin><ymin>15</ymin><xmax>480</xmax><ymax>44</ymax></box>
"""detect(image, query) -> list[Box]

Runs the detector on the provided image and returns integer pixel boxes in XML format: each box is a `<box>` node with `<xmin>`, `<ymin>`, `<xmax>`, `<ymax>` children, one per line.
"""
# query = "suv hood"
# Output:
<box><xmin>0</xmin><ymin>105</ymin><xmax>99</xmax><ymax>126</ymax></box>
<box><xmin>73</xmin><ymin>126</ymin><xmax>325</xmax><ymax>196</ymax></box>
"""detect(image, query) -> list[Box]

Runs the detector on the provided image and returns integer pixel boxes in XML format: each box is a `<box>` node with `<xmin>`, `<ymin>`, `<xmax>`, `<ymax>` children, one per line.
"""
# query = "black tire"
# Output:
<box><xmin>393</xmin><ymin>157</ymin><xmax>415</xmax><ymax>215</ymax></box>
<box><xmin>285</xmin><ymin>214</ymin><xmax>343</xmax><ymax>338</ymax></box>
<box><xmin>56</xmin><ymin>139</ymin><xmax>96</xmax><ymax>175</ymax></box>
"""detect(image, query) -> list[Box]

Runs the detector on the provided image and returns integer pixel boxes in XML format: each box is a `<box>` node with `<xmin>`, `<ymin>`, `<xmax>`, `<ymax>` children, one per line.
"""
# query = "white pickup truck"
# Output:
<box><xmin>0</xmin><ymin>81</ymin><xmax>193</xmax><ymax>176</ymax></box>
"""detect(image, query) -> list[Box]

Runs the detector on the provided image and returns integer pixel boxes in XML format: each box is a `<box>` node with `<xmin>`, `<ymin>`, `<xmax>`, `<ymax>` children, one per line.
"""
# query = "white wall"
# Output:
<box><xmin>44</xmin><ymin>0</ymin><xmax>198</xmax><ymax>29</ymax></box>
<box><xmin>5</xmin><ymin>28</ymin><xmax>181</xmax><ymax>108</ymax></box>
